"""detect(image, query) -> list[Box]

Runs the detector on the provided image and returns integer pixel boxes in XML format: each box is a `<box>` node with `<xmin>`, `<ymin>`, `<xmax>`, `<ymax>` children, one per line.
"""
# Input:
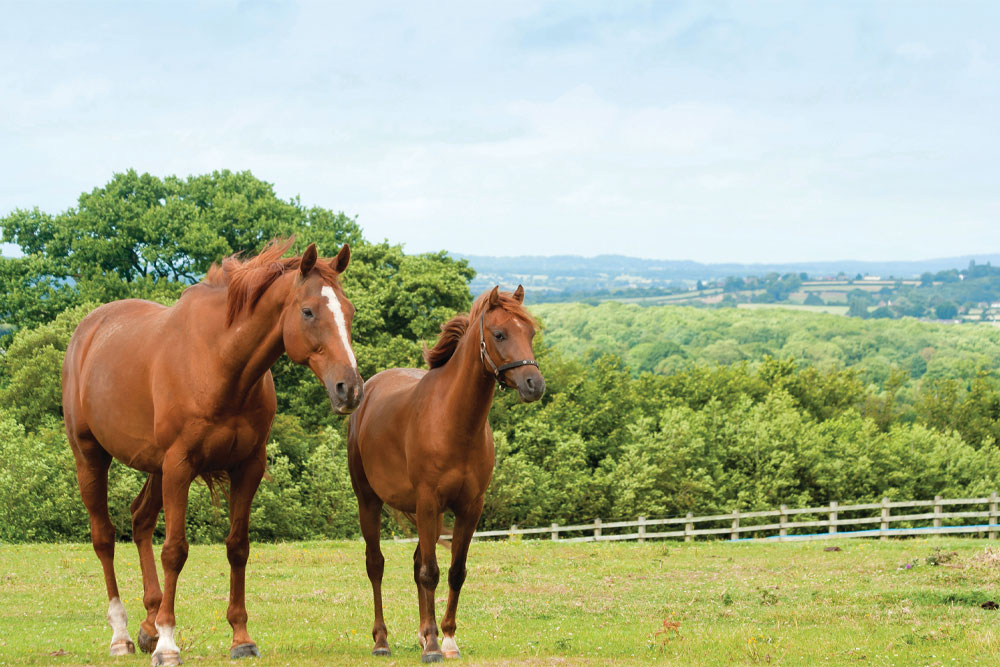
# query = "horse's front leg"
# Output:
<box><xmin>439</xmin><ymin>497</ymin><xmax>484</xmax><ymax>659</ymax></box>
<box><xmin>152</xmin><ymin>453</ymin><xmax>196</xmax><ymax>667</ymax></box>
<box><xmin>225</xmin><ymin>452</ymin><xmax>266</xmax><ymax>659</ymax></box>
<box><xmin>415</xmin><ymin>492</ymin><xmax>444</xmax><ymax>662</ymax></box>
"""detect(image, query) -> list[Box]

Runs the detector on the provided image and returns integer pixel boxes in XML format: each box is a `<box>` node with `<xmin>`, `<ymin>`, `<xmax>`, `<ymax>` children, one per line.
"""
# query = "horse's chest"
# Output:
<box><xmin>410</xmin><ymin>441</ymin><xmax>493</xmax><ymax>502</ymax></box>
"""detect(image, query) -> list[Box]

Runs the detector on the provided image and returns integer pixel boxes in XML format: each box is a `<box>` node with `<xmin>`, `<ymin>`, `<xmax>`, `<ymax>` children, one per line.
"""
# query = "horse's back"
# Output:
<box><xmin>67</xmin><ymin>299</ymin><xmax>167</xmax><ymax>355</ymax></box>
<box><xmin>351</xmin><ymin>367</ymin><xmax>427</xmax><ymax>434</ymax></box>
<box><xmin>64</xmin><ymin>299</ymin><xmax>168</xmax><ymax>399</ymax></box>
<box><xmin>365</xmin><ymin>367</ymin><xmax>428</xmax><ymax>394</ymax></box>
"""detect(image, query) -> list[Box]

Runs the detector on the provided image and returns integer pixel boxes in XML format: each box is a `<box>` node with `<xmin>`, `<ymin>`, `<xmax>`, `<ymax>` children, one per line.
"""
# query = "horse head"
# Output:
<box><xmin>479</xmin><ymin>285</ymin><xmax>545</xmax><ymax>402</ymax></box>
<box><xmin>282</xmin><ymin>243</ymin><xmax>363</xmax><ymax>414</ymax></box>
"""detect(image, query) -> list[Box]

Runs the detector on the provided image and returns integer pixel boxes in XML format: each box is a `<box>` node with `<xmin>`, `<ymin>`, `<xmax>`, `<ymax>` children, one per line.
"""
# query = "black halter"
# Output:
<box><xmin>479</xmin><ymin>310</ymin><xmax>539</xmax><ymax>390</ymax></box>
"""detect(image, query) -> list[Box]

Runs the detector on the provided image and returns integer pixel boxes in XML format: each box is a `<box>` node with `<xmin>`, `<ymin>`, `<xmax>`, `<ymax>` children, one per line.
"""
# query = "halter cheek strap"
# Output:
<box><xmin>479</xmin><ymin>310</ymin><xmax>539</xmax><ymax>391</ymax></box>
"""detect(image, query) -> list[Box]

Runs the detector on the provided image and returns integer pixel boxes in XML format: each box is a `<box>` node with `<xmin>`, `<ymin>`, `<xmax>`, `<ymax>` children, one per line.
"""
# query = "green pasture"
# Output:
<box><xmin>2</xmin><ymin>538</ymin><xmax>1000</xmax><ymax>665</ymax></box>
<box><xmin>735</xmin><ymin>303</ymin><xmax>849</xmax><ymax>315</ymax></box>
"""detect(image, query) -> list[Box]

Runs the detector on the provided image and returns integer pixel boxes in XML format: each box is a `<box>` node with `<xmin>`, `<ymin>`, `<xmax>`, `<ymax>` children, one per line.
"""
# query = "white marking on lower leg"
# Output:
<box><xmin>154</xmin><ymin>623</ymin><xmax>180</xmax><ymax>655</ymax></box>
<box><xmin>442</xmin><ymin>636</ymin><xmax>459</xmax><ymax>656</ymax></box>
<box><xmin>321</xmin><ymin>285</ymin><xmax>356</xmax><ymax>369</ymax></box>
<box><xmin>107</xmin><ymin>596</ymin><xmax>130</xmax><ymax>643</ymax></box>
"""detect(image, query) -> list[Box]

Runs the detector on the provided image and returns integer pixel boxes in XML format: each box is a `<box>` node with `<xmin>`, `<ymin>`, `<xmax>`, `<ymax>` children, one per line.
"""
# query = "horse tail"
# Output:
<box><xmin>198</xmin><ymin>470</ymin><xmax>231</xmax><ymax>507</ymax></box>
<box><xmin>390</xmin><ymin>508</ymin><xmax>453</xmax><ymax>547</ymax></box>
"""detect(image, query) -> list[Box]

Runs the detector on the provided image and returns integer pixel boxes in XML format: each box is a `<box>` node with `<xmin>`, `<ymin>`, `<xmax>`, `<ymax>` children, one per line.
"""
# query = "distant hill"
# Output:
<box><xmin>456</xmin><ymin>253</ymin><xmax>1000</xmax><ymax>297</ymax></box>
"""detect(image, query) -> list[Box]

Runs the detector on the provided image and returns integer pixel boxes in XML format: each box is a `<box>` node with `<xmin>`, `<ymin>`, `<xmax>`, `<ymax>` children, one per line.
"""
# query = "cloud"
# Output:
<box><xmin>0</xmin><ymin>2</ymin><xmax>998</xmax><ymax>262</ymax></box>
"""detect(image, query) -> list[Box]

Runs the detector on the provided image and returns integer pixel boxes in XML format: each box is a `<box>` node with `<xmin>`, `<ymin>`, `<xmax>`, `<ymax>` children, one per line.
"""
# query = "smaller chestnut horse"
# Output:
<box><xmin>62</xmin><ymin>240</ymin><xmax>362</xmax><ymax>666</ymax></box>
<box><xmin>348</xmin><ymin>285</ymin><xmax>545</xmax><ymax>662</ymax></box>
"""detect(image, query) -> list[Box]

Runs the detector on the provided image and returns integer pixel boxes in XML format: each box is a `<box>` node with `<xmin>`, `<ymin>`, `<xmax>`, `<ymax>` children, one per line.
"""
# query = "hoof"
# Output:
<box><xmin>151</xmin><ymin>650</ymin><xmax>182</xmax><ymax>666</ymax></box>
<box><xmin>110</xmin><ymin>639</ymin><xmax>135</xmax><ymax>656</ymax></box>
<box><xmin>230</xmin><ymin>643</ymin><xmax>261</xmax><ymax>659</ymax></box>
<box><xmin>444</xmin><ymin>649</ymin><xmax>461</xmax><ymax>659</ymax></box>
<box><xmin>137</xmin><ymin>628</ymin><xmax>158</xmax><ymax>654</ymax></box>
<box><xmin>372</xmin><ymin>646</ymin><xmax>392</xmax><ymax>657</ymax></box>
<box><xmin>422</xmin><ymin>652</ymin><xmax>444</xmax><ymax>663</ymax></box>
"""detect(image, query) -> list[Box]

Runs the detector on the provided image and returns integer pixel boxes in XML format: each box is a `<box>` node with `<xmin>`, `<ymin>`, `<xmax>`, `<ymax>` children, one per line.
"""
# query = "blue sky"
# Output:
<box><xmin>2</xmin><ymin>1</ymin><xmax>998</xmax><ymax>262</ymax></box>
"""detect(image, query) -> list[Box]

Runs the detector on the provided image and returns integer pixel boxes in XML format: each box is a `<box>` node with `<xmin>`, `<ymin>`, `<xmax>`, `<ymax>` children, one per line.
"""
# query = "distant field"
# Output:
<box><xmin>2</xmin><ymin>539</ymin><xmax>1000</xmax><ymax>665</ymax></box>
<box><xmin>531</xmin><ymin>301</ymin><xmax>1000</xmax><ymax>382</ymax></box>
<box><xmin>736</xmin><ymin>303</ymin><xmax>849</xmax><ymax>315</ymax></box>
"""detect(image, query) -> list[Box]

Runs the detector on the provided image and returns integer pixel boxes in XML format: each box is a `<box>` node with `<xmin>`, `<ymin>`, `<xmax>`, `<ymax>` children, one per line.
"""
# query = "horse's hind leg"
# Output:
<box><xmin>439</xmin><ymin>498</ymin><xmax>484</xmax><ymax>659</ymax></box>
<box><xmin>72</xmin><ymin>437</ymin><xmax>136</xmax><ymax>656</ymax></box>
<box><xmin>131</xmin><ymin>474</ymin><xmax>163</xmax><ymax>653</ymax></box>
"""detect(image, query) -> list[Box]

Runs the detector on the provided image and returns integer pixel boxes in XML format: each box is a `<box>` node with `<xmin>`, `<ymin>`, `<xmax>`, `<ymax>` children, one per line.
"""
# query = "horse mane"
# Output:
<box><xmin>201</xmin><ymin>238</ymin><xmax>342</xmax><ymax>326</ymax></box>
<box><xmin>423</xmin><ymin>315</ymin><xmax>470</xmax><ymax>368</ymax></box>
<box><xmin>423</xmin><ymin>289</ymin><xmax>536</xmax><ymax>369</ymax></box>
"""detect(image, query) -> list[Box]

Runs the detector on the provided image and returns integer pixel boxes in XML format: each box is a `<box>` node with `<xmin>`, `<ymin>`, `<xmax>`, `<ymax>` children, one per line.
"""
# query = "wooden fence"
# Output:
<box><xmin>395</xmin><ymin>494</ymin><xmax>1000</xmax><ymax>544</ymax></box>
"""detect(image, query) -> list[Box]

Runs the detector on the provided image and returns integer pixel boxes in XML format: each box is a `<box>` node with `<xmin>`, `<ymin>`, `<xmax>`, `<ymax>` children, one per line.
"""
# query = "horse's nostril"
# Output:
<box><xmin>525</xmin><ymin>377</ymin><xmax>534</xmax><ymax>389</ymax></box>
<box><xmin>335</xmin><ymin>381</ymin><xmax>347</xmax><ymax>398</ymax></box>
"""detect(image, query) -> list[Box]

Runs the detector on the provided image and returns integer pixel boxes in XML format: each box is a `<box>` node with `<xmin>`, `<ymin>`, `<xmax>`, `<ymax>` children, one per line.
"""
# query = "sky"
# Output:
<box><xmin>1</xmin><ymin>1</ymin><xmax>998</xmax><ymax>263</ymax></box>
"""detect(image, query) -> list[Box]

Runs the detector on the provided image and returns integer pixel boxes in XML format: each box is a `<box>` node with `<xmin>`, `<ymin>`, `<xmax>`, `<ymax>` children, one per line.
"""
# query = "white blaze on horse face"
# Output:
<box><xmin>107</xmin><ymin>596</ymin><xmax>130</xmax><ymax>646</ymax></box>
<box><xmin>321</xmin><ymin>285</ymin><xmax>357</xmax><ymax>370</ymax></box>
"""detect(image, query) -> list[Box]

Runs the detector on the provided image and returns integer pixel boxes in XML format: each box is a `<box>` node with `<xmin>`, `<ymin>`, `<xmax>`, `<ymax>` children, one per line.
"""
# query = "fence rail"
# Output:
<box><xmin>393</xmin><ymin>494</ymin><xmax>1000</xmax><ymax>544</ymax></box>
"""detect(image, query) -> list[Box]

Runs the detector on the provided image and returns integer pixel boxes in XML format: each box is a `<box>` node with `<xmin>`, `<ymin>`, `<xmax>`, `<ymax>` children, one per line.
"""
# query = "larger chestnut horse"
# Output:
<box><xmin>348</xmin><ymin>285</ymin><xmax>545</xmax><ymax>662</ymax></box>
<box><xmin>62</xmin><ymin>240</ymin><xmax>362</xmax><ymax>666</ymax></box>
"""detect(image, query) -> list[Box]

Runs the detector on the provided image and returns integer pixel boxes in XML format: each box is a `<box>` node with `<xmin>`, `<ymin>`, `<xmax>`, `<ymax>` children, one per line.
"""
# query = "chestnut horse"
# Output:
<box><xmin>62</xmin><ymin>240</ymin><xmax>362</xmax><ymax>666</ymax></box>
<box><xmin>347</xmin><ymin>285</ymin><xmax>545</xmax><ymax>662</ymax></box>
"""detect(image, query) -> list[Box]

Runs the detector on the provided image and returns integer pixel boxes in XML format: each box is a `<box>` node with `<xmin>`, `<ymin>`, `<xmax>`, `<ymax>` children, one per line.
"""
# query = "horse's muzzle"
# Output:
<box><xmin>327</xmin><ymin>372</ymin><xmax>364</xmax><ymax>414</ymax></box>
<box><xmin>510</xmin><ymin>367</ymin><xmax>546</xmax><ymax>403</ymax></box>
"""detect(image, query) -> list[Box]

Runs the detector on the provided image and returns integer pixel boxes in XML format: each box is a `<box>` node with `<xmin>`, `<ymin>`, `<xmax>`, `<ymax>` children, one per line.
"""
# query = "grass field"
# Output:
<box><xmin>735</xmin><ymin>303</ymin><xmax>849</xmax><ymax>316</ymax></box>
<box><xmin>3</xmin><ymin>538</ymin><xmax>1000</xmax><ymax>665</ymax></box>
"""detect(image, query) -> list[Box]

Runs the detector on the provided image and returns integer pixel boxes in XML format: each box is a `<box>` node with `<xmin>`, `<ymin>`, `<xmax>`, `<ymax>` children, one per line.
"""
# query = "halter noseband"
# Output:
<box><xmin>479</xmin><ymin>310</ymin><xmax>539</xmax><ymax>391</ymax></box>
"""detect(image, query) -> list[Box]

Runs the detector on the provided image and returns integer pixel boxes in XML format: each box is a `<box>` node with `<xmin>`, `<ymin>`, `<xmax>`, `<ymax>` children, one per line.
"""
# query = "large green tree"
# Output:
<box><xmin>1</xmin><ymin>169</ymin><xmax>364</xmax><ymax>284</ymax></box>
<box><xmin>0</xmin><ymin>169</ymin><xmax>371</xmax><ymax>338</ymax></box>
<box><xmin>0</xmin><ymin>169</ymin><xmax>474</xmax><ymax>432</ymax></box>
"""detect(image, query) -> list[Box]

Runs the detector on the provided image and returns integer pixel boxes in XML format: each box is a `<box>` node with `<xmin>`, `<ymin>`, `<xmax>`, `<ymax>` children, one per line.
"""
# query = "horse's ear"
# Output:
<box><xmin>331</xmin><ymin>244</ymin><xmax>350</xmax><ymax>273</ymax></box>
<box><xmin>300</xmin><ymin>243</ymin><xmax>318</xmax><ymax>276</ymax></box>
<box><xmin>513</xmin><ymin>284</ymin><xmax>524</xmax><ymax>303</ymax></box>
<box><xmin>488</xmin><ymin>286</ymin><xmax>500</xmax><ymax>308</ymax></box>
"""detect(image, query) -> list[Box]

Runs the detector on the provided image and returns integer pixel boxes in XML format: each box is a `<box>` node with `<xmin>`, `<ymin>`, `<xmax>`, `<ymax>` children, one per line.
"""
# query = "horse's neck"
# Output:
<box><xmin>212</xmin><ymin>274</ymin><xmax>292</xmax><ymax>401</ymax></box>
<box><xmin>436</xmin><ymin>330</ymin><xmax>497</xmax><ymax>435</ymax></box>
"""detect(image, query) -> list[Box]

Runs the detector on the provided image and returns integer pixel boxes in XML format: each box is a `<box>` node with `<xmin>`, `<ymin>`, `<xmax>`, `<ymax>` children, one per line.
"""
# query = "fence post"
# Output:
<box><xmin>934</xmin><ymin>495</ymin><xmax>942</xmax><ymax>529</ymax></box>
<box><xmin>829</xmin><ymin>500</ymin><xmax>838</xmax><ymax>535</ymax></box>
<box><xmin>638</xmin><ymin>516</ymin><xmax>646</xmax><ymax>543</ymax></box>
<box><xmin>594</xmin><ymin>518</ymin><xmax>602</xmax><ymax>540</ymax></box>
<box><xmin>510</xmin><ymin>524</ymin><xmax>517</xmax><ymax>541</ymax></box>
<box><xmin>685</xmin><ymin>512</ymin><xmax>694</xmax><ymax>542</ymax></box>
<box><xmin>779</xmin><ymin>505</ymin><xmax>788</xmax><ymax>540</ymax></box>
<box><xmin>880</xmin><ymin>497</ymin><xmax>890</xmax><ymax>540</ymax></box>
<box><xmin>731</xmin><ymin>510</ymin><xmax>740</xmax><ymax>541</ymax></box>
<box><xmin>991</xmin><ymin>493</ymin><xmax>998</xmax><ymax>540</ymax></box>
<box><xmin>551</xmin><ymin>522</ymin><xmax>559</xmax><ymax>541</ymax></box>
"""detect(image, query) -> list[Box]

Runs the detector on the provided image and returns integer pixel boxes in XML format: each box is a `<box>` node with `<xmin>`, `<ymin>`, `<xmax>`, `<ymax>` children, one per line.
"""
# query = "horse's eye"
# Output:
<box><xmin>302</xmin><ymin>308</ymin><xmax>314</xmax><ymax>319</ymax></box>
<box><xmin>493</xmin><ymin>331</ymin><xmax>504</xmax><ymax>341</ymax></box>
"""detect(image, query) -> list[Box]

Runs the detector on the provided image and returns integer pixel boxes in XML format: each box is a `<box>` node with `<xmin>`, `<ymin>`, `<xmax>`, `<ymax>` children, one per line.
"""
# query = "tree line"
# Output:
<box><xmin>2</xmin><ymin>171</ymin><xmax>999</xmax><ymax>542</ymax></box>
